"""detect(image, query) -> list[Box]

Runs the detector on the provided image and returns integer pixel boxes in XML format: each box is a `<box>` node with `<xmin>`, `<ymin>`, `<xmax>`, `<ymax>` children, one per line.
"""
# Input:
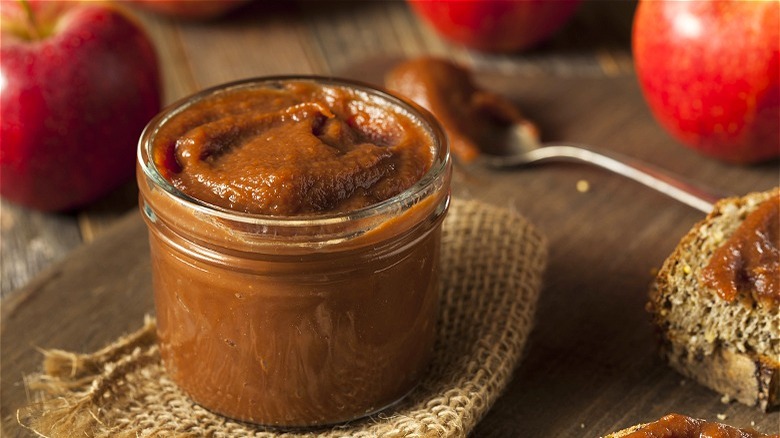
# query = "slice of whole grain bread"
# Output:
<box><xmin>649</xmin><ymin>188</ymin><xmax>780</xmax><ymax>411</ymax></box>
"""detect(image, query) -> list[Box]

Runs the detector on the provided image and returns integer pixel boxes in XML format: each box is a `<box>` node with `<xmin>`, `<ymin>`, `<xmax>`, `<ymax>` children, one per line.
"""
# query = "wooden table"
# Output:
<box><xmin>2</xmin><ymin>1</ymin><xmax>778</xmax><ymax>436</ymax></box>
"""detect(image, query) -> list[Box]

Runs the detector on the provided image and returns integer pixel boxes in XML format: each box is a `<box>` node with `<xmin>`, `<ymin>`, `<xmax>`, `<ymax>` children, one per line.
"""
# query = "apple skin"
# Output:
<box><xmin>407</xmin><ymin>0</ymin><xmax>582</xmax><ymax>53</ymax></box>
<box><xmin>633</xmin><ymin>0</ymin><xmax>780</xmax><ymax>164</ymax></box>
<box><xmin>1</xmin><ymin>1</ymin><xmax>162</xmax><ymax>211</ymax></box>
<box><xmin>128</xmin><ymin>0</ymin><xmax>250</xmax><ymax>20</ymax></box>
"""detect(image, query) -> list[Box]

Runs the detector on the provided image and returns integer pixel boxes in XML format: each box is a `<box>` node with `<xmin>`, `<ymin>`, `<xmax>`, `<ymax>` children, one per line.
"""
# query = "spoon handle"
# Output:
<box><xmin>489</xmin><ymin>144</ymin><xmax>724</xmax><ymax>213</ymax></box>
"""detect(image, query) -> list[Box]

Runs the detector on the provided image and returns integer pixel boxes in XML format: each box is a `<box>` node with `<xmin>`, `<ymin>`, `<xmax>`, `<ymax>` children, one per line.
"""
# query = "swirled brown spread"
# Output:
<box><xmin>153</xmin><ymin>81</ymin><xmax>433</xmax><ymax>215</ymax></box>
<box><xmin>385</xmin><ymin>57</ymin><xmax>538</xmax><ymax>163</ymax></box>
<box><xmin>619</xmin><ymin>413</ymin><xmax>773</xmax><ymax>437</ymax></box>
<box><xmin>702</xmin><ymin>195</ymin><xmax>780</xmax><ymax>307</ymax></box>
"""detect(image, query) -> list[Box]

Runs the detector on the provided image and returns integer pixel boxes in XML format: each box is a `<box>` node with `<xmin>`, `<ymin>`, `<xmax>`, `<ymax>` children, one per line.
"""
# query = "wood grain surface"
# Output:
<box><xmin>2</xmin><ymin>1</ymin><xmax>778</xmax><ymax>437</ymax></box>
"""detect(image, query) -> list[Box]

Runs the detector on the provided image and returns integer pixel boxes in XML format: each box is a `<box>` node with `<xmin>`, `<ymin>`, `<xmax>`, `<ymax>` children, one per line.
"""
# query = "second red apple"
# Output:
<box><xmin>407</xmin><ymin>0</ymin><xmax>582</xmax><ymax>53</ymax></box>
<box><xmin>633</xmin><ymin>0</ymin><xmax>779</xmax><ymax>164</ymax></box>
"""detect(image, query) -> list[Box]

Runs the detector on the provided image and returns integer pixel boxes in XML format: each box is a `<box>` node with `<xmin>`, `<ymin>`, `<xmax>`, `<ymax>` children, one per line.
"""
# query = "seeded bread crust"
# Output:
<box><xmin>649</xmin><ymin>188</ymin><xmax>780</xmax><ymax>411</ymax></box>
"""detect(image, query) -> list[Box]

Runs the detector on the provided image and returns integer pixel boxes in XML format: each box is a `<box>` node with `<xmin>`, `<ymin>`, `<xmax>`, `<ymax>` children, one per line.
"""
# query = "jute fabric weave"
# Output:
<box><xmin>19</xmin><ymin>199</ymin><xmax>547</xmax><ymax>438</ymax></box>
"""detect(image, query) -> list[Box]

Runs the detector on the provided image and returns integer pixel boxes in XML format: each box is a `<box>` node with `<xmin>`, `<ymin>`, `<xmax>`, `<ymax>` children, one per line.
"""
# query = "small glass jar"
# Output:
<box><xmin>136</xmin><ymin>77</ymin><xmax>451</xmax><ymax>427</ymax></box>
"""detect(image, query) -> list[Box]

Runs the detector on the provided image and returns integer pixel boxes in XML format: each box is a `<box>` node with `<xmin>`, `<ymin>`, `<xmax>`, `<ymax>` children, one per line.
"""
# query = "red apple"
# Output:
<box><xmin>407</xmin><ymin>0</ymin><xmax>582</xmax><ymax>53</ymax></box>
<box><xmin>633</xmin><ymin>0</ymin><xmax>780</xmax><ymax>164</ymax></box>
<box><xmin>127</xmin><ymin>0</ymin><xmax>250</xmax><ymax>20</ymax></box>
<box><xmin>1</xmin><ymin>0</ymin><xmax>162</xmax><ymax>211</ymax></box>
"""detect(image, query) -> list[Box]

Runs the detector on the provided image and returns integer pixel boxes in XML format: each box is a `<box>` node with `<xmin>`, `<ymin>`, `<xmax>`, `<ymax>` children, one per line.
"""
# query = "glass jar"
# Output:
<box><xmin>136</xmin><ymin>77</ymin><xmax>451</xmax><ymax>427</ymax></box>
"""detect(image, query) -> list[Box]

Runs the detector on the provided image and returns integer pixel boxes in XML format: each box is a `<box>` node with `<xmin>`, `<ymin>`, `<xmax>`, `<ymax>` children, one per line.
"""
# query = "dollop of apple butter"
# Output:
<box><xmin>153</xmin><ymin>81</ymin><xmax>433</xmax><ymax>215</ymax></box>
<box><xmin>385</xmin><ymin>57</ymin><xmax>538</xmax><ymax>163</ymax></box>
<box><xmin>702</xmin><ymin>195</ymin><xmax>780</xmax><ymax>307</ymax></box>
<box><xmin>619</xmin><ymin>413</ymin><xmax>772</xmax><ymax>438</ymax></box>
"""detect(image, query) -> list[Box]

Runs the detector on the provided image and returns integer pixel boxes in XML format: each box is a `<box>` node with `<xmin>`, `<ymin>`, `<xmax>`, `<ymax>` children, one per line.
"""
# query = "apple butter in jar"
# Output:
<box><xmin>136</xmin><ymin>77</ymin><xmax>451</xmax><ymax>427</ymax></box>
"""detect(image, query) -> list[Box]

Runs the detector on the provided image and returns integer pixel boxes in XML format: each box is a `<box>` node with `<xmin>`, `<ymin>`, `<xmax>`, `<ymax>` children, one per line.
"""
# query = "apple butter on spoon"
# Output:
<box><xmin>385</xmin><ymin>57</ymin><xmax>723</xmax><ymax>213</ymax></box>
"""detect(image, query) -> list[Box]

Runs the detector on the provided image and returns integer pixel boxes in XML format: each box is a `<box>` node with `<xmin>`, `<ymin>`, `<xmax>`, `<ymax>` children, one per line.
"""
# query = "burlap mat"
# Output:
<box><xmin>18</xmin><ymin>199</ymin><xmax>547</xmax><ymax>438</ymax></box>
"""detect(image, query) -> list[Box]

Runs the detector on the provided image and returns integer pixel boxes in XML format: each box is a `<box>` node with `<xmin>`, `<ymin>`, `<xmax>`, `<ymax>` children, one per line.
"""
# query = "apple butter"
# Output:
<box><xmin>136</xmin><ymin>77</ymin><xmax>451</xmax><ymax>427</ymax></box>
<box><xmin>702</xmin><ymin>195</ymin><xmax>780</xmax><ymax>307</ymax></box>
<box><xmin>618</xmin><ymin>413</ymin><xmax>774</xmax><ymax>438</ymax></box>
<box><xmin>385</xmin><ymin>57</ymin><xmax>538</xmax><ymax>163</ymax></box>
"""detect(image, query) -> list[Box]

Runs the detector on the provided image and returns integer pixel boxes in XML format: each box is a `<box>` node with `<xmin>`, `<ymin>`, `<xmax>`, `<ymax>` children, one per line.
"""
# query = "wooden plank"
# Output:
<box><xmin>0</xmin><ymin>212</ymin><xmax>153</xmax><ymax>438</ymax></box>
<box><xmin>173</xmin><ymin>2</ymin><xmax>320</xmax><ymax>87</ymax></box>
<box><xmin>2</xmin><ymin>73</ymin><xmax>777</xmax><ymax>437</ymax></box>
<box><xmin>0</xmin><ymin>202</ymin><xmax>82</xmax><ymax>297</ymax></box>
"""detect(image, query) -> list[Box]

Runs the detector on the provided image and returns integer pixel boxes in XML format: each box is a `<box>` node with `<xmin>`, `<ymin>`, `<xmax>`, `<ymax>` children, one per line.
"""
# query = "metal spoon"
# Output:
<box><xmin>474</xmin><ymin>123</ymin><xmax>724</xmax><ymax>213</ymax></box>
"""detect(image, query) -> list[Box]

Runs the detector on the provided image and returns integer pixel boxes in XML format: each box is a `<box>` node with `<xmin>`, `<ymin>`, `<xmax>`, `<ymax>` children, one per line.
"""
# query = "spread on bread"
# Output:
<box><xmin>702</xmin><ymin>194</ymin><xmax>780</xmax><ymax>307</ymax></box>
<box><xmin>610</xmin><ymin>413</ymin><xmax>773</xmax><ymax>438</ymax></box>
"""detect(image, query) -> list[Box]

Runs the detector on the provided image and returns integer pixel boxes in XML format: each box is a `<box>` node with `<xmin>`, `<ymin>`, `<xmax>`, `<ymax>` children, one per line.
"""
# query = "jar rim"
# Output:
<box><xmin>137</xmin><ymin>75</ymin><xmax>450</xmax><ymax>228</ymax></box>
